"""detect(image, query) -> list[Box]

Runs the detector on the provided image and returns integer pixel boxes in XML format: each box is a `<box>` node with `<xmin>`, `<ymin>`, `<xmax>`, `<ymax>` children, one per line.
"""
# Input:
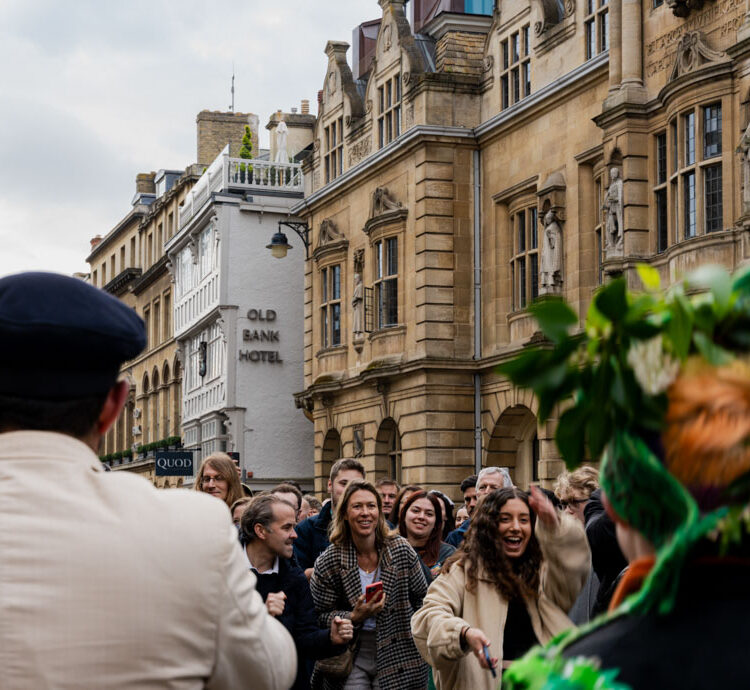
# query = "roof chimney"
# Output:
<box><xmin>301</xmin><ymin>99</ymin><xmax>310</xmax><ymax>115</ymax></box>
<box><xmin>90</xmin><ymin>235</ymin><xmax>103</xmax><ymax>251</ymax></box>
<box><xmin>136</xmin><ymin>172</ymin><xmax>156</xmax><ymax>195</ymax></box>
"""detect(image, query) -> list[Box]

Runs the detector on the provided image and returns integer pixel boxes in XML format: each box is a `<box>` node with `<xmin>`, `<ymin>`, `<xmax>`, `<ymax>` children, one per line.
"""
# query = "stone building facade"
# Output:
<box><xmin>167</xmin><ymin>106</ymin><xmax>315</xmax><ymax>490</ymax></box>
<box><xmin>87</xmin><ymin>111</ymin><xmax>258</xmax><ymax>487</ymax></box>
<box><xmin>293</xmin><ymin>0</ymin><xmax>750</xmax><ymax>499</ymax></box>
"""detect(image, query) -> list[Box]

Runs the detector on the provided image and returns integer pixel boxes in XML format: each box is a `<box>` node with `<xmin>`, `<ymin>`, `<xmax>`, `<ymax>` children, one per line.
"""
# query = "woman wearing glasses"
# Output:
<box><xmin>194</xmin><ymin>452</ymin><xmax>244</xmax><ymax>509</ymax></box>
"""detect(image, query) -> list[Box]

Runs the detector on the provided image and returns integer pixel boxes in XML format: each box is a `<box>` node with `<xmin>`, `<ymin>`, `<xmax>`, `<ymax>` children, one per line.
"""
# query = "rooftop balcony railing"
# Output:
<box><xmin>179</xmin><ymin>145</ymin><xmax>303</xmax><ymax>229</ymax></box>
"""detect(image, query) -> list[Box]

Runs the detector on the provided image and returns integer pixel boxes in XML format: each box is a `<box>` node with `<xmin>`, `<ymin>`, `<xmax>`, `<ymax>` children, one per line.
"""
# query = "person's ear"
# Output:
<box><xmin>96</xmin><ymin>380</ymin><xmax>129</xmax><ymax>436</ymax></box>
<box><xmin>254</xmin><ymin>523</ymin><xmax>266</xmax><ymax>541</ymax></box>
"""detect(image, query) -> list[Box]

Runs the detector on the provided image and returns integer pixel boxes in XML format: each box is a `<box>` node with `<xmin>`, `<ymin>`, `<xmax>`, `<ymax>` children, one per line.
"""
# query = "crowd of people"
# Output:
<box><xmin>191</xmin><ymin>450</ymin><xmax>636</xmax><ymax>689</ymax></box>
<box><xmin>5</xmin><ymin>269</ymin><xmax>750</xmax><ymax>690</ymax></box>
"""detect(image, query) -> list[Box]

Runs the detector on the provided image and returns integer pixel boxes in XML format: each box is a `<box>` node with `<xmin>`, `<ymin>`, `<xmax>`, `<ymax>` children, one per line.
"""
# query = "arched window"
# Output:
<box><xmin>375</xmin><ymin>418</ymin><xmax>401</xmax><ymax>483</ymax></box>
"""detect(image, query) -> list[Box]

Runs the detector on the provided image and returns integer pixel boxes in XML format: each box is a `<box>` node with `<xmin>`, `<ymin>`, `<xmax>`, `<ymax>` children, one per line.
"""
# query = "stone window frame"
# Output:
<box><xmin>324</xmin><ymin>116</ymin><xmax>344</xmax><ymax>183</ymax></box>
<box><xmin>669</xmin><ymin>99</ymin><xmax>725</xmax><ymax>242</ymax></box>
<box><xmin>654</xmin><ymin>131</ymin><xmax>669</xmax><ymax>253</ymax></box>
<box><xmin>373</xmin><ymin>235</ymin><xmax>399</xmax><ymax>329</ymax></box>
<box><xmin>509</xmin><ymin>196</ymin><xmax>540</xmax><ymax>311</ymax></box>
<box><xmin>584</xmin><ymin>0</ymin><xmax>609</xmax><ymax>61</ymax></box>
<box><xmin>500</xmin><ymin>25</ymin><xmax>531</xmax><ymax>110</ymax></box>
<box><xmin>320</xmin><ymin>263</ymin><xmax>343</xmax><ymax>349</ymax></box>
<box><xmin>377</xmin><ymin>74</ymin><xmax>401</xmax><ymax>149</ymax></box>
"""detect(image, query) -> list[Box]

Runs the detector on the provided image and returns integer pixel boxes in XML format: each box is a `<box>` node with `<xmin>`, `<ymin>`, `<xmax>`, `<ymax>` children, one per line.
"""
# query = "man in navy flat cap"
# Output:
<box><xmin>0</xmin><ymin>272</ymin><xmax>296</xmax><ymax>689</ymax></box>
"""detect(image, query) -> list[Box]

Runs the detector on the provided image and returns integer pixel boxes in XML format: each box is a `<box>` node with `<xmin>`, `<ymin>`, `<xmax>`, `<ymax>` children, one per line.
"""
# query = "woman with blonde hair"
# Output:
<box><xmin>194</xmin><ymin>452</ymin><xmax>244</xmax><ymax>509</ymax></box>
<box><xmin>310</xmin><ymin>479</ymin><xmax>428</xmax><ymax>690</ymax></box>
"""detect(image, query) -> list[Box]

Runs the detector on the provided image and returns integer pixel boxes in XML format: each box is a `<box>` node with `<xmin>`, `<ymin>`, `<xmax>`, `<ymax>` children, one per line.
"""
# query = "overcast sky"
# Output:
<box><xmin>0</xmin><ymin>0</ymin><xmax>381</xmax><ymax>277</ymax></box>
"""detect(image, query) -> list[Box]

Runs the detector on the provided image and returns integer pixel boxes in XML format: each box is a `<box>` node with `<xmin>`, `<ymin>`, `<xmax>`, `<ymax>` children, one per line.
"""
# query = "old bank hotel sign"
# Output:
<box><xmin>239</xmin><ymin>308</ymin><xmax>283</xmax><ymax>363</ymax></box>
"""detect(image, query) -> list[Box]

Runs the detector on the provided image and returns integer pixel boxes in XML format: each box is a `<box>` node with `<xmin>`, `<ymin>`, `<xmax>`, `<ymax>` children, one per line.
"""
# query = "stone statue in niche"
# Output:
<box><xmin>603</xmin><ymin>168</ymin><xmax>624</xmax><ymax>257</ymax></box>
<box><xmin>352</xmin><ymin>272</ymin><xmax>364</xmax><ymax>337</ymax></box>
<box><xmin>539</xmin><ymin>210</ymin><xmax>563</xmax><ymax>295</ymax></box>
<box><xmin>738</xmin><ymin>122</ymin><xmax>750</xmax><ymax>214</ymax></box>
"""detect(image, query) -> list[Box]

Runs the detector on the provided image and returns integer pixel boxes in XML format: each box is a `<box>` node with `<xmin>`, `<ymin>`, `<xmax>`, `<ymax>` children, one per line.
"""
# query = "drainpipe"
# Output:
<box><xmin>473</xmin><ymin>149</ymin><xmax>482</xmax><ymax>475</ymax></box>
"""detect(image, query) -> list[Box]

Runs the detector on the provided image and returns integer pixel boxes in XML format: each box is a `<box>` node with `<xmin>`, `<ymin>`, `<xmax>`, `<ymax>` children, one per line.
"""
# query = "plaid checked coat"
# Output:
<box><xmin>310</xmin><ymin>534</ymin><xmax>429</xmax><ymax>690</ymax></box>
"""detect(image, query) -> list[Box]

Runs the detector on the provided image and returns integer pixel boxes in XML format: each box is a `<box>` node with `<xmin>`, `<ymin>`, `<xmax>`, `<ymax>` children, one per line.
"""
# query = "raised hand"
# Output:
<box><xmin>529</xmin><ymin>485</ymin><xmax>560</xmax><ymax>528</ymax></box>
<box><xmin>350</xmin><ymin>591</ymin><xmax>386</xmax><ymax>625</ymax></box>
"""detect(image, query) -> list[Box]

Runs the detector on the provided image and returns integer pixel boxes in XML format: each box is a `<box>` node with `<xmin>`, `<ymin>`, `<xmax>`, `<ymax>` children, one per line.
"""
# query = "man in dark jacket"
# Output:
<box><xmin>242</xmin><ymin>494</ymin><xmax>353</xmax><ymax>690</ymax></box>
<box><xmin>293</xmin><ymin>458</ymin><xmax>365</xmax><ymax>577</ymax></box>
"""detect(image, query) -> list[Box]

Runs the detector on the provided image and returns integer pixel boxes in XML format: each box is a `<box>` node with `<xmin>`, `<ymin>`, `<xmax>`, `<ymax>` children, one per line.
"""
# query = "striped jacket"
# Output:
<box><xmin>310</xmin><ymin>534</ymin><xmax>429</xmax><ymax>690</ymax></box>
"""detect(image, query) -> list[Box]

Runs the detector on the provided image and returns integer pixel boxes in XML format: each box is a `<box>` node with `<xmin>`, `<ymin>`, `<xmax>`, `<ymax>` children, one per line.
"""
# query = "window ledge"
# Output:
<box><xmin>316</xmin><ymin>344</ymin><xmax>348</xmax><ymax>359</ymax></box>
<box><xmin>368</xmin><ymin>324</ymin><xmax>406</xmax><ymax>342</ymax></box>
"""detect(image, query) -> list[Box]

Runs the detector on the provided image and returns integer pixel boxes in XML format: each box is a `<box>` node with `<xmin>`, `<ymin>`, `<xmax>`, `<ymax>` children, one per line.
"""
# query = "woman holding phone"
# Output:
<box><xmin>411</xmin><ymin>487</ymin><xmax>589</xmax><ymax>690</ymax></box>
<box><xmin>311</xmin><ymin>479</ymin><xmax>429</xmax><ymax>690</ymax></box>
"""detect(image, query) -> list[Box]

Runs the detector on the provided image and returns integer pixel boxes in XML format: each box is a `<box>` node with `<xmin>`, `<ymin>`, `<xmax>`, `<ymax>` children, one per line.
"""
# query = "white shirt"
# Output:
<box><xmin>246</xmin><ymin>548</ymin><xmax>280</xmax><ymax>575</ymax></box>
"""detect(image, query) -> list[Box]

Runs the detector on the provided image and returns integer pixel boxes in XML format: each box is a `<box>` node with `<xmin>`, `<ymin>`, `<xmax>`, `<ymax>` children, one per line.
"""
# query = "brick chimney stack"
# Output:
<box><xmin>301</xmin><ymin>99</ymin><xmax>310</xmax><ymax>115</ymax></box>
<box><xmin>196</xmin><ymin>110</ymin><xmax>259</xmax><ymax>167</ymax></box>
<box><xmin>135</xmin><ymin>172</ymin><xmax>156</xmax><ymax>194</ymax></box>
<box><xmin>90</xmin><ymin>235</ymin><xmax>103</xmax><ymax>251</ymax></box>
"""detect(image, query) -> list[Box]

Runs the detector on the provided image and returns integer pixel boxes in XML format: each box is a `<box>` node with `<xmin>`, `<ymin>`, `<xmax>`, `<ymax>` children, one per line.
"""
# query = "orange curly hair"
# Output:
<box><xmin>663</xmin><ymin>358</ymin><xmax>750</xmax><ymax>489</ymax></box>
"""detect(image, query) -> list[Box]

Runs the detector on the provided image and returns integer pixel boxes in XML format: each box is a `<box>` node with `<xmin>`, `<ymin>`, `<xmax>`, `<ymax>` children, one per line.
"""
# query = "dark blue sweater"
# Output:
<box><xmin>254</xmin><ymin>556</ymin><xmax>342</xmax><ymax>690</ymax></box>
<box><xmin>293</xmin><ymin>500</ymin><xmax>333</xmax><ymax>570</ymax></box>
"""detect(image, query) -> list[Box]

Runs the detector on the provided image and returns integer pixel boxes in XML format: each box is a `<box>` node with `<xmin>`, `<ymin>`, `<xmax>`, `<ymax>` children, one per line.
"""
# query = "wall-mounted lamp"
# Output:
<box><xmin>266</xmin><ymin>220</ymin><xmax>310</xmax><ymax>259</ymax></box>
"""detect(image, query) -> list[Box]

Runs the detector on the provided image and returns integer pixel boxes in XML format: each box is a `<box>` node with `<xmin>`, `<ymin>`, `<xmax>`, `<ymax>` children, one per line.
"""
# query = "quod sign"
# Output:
<box><xmin>155</xmin><ymin>451</ymin><xmax>194</xmax><ymax>477</ymax></box>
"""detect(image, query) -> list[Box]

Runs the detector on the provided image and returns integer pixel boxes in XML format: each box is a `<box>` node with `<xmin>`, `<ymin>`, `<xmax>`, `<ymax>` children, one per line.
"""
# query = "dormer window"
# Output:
<box><xmin>325</xmin><ymin>117</ymin><xmax>344</xmax><ymax>183</ymax></box>
<box><xmin>501</xmin><ymin>26</ymin><xmax>531</xmax><ymax>110</ymax></box>
<box><xmin>378</xmin><ymin>76</ymin><xmax>401</xmax><ymax>148</ymax></box>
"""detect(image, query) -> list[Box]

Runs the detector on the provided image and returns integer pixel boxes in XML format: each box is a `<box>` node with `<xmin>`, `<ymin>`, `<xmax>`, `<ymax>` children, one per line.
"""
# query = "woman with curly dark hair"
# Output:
<box><xmin>411</xmin><ymin>486</ymin><xmax>589</xmax><ymax>690</ymax></box>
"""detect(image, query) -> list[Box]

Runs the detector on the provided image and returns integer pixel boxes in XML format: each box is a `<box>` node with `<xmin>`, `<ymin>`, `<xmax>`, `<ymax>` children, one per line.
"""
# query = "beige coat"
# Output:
<box><xmin>0</xmin><ymin>431</ymin><xmax>296</xmax><ymax>690</ymax></box>
<box><xmin>411</xmin><ymin>513</ymin><xmax>590</xmax><ymax>690</ymax></box>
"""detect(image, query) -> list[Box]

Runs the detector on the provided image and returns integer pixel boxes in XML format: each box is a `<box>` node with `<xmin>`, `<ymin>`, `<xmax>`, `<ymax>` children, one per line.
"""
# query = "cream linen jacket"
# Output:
<box><xmin>411</xmin><ymin>513</ymin><xmax>590</xmax><ymax>690</ymax></box>
<box><xmin>0</xmin><ymin>431</ymin><xmax>296</xmax><ymax>690</ymax></box>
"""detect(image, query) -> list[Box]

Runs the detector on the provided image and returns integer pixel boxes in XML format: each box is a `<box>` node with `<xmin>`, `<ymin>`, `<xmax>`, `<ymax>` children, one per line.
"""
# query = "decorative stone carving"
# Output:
<box><xmin>667</xmin><ymin>0</ymin><xmax>706</xmax><ymax>18</ymax></box>
<box><xmin>533</xmin><ymin>0</ymin><xmax>566</xmax><ymax>34</ymax></box>
<box><xmin>370</xmin><ymin>187</ymin><xmax>403</xmax><ymax>217</ymax></box>
<box><xmin>603</xmin><ymin>168</ymin><xmax>624</xmax><ymax>257</ymax></box>
<box><xmin>352</xmin><ymin>272</ymin><xmax>364</xmax><ymax>338</ymax></box>
<box><xmin>738</xmin><ymin>122</ymin><xmax>750</xmax><ymax>215</ymax></box>
<box><xmin>318</xmin><ymin>219</ymin><xmax>343</xmax><ymax>246</ymax></box>
<box><xmin>348</xmin><ymin>137</ymin><xmax>372</xmax><ymax>168</ymax></box>
<box><xmin>353</xmin><ymin>248</ymin><xmax>365</xmax><ymax>274</ymax></box>
<box><xmin>327</xmin><ymin>71</ymin><xmax>337</xmax><ymax>96</ymax></box>
<box><xmin>669</xmin><ymin>31</ymin><xmax>727</xmax><ymax>81</ymax></box>
<box><xmin>482</xmin><ymin>55</ymin><xmax>494</xmax><ymax>73</ymax></box>
<box><xmin>539</xmin><ymin>210</ymin><xmax>563</xmax><ymax>295</ymax></box>
<box><xmin>403</xmin><ymin>71</ymin><xmax>411</xmax><ymax>86</ymax></box>
<box><xmin>383</xmin><ymin>24</ymin><xmax>393</xmax><ymax>51</ymax></box>
<box><xmin>188</xmin><ymin>236</ymin><xmax>199</xmax><ymax>264</ymax></box>
<box><xmin>165</xmin><ymin>258</ymin><xmax>175</xmax><ymax>283</ymax></box>
<box><xmin>274</xmin><ymin>121</ymin><xmax>288</xmax><ymax>163</ymax></box>
<box><xmin>353</xmin><ymin>426</ymin><xmax>364</xmax><ymax>458</ymax></box>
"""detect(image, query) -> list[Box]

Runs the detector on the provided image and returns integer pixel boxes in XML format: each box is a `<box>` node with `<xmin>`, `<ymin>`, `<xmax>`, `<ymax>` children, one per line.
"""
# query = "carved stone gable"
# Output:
<box><xmin>312</xmin><ymin>218</ymin><xmax>348</xmax><ymax>263</ymax></box>
<box><xmin>667</xmin><ymin>0</ymin><xmax>710</xmax><ymax>18</ymax></box>
<box><xmin>364</xmin><ymin>186</ymin><xmax>408</xmax><ymax>237</ymax></box>
<box><xmin>318</xmin><ymin>219</ymin><xmax>343</xmax><ymax>246</ymax></box>
<box><xmin>669</xmin><ymin>31</ymin><xmax>728</xmax><ymax>81</ymax></box>
<box><xmin>370</xmin><ymin>186</ymin><xmax>403</xmax><ymax>218</ymax></box>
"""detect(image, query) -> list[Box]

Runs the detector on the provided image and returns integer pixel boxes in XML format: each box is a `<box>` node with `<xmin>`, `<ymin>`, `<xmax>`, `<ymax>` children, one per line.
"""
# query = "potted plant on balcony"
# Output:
<box><xmin>238</xmin><ymin>125</ymin><xmax>253</xmax><ymax>183</ymax></box>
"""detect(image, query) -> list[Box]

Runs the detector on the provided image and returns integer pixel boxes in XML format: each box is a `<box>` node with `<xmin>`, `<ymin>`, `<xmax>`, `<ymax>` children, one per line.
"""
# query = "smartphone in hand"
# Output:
<box><xmin>365</xmin><ymin>581</ymin><xmax>383</xmax><ymax>603</ymax></box>
<box><xmin>482</xmin><ymin>644</ymin><xmax>497</xmax><ymax>678</ymax></box>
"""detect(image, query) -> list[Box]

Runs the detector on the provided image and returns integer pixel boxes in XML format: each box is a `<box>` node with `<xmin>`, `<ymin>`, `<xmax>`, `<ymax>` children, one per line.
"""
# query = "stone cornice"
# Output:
<box><xmin>132</xmin><ymin>255</ymin><xmax>169</xmax><ymax>295</ymax></box>
<box><xmin>291</xmin><ymin>124</ymin><xmax>476</xmax><ymax>215</ymax></box>
<box><xmin>103</xmin><ymin>267</ymin><xmax>142</xmax><ymax>296</ymax></box>
<box><xmin>420</xmin><ymin>11</ymin><xmax>494</xmax><ymax>40</ymax></box>
<box><xmin>475</xmin><ymin>51</ymin><xmax>609</xmax><ymax>139</ymax></box>
<box><xmin>87</xmin><ymin>207</ymin><xmax>148</xmax><ymax>262</ymax></box>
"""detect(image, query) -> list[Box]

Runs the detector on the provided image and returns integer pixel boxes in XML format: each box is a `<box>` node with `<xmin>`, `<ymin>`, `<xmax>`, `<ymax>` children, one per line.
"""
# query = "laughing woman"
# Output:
<box><xmin>411</xmin><ymin>487</ymin><xmax>589</xmax><ymax>690</ymax></box>
<box><xmin>311</xmin><ymin>479</ymin><xmax>429</xmax><ymax>690</ymax></box>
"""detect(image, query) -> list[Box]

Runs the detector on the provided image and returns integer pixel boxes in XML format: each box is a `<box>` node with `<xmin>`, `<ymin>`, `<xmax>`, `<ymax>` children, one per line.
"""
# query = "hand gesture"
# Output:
<box><xmin>529</xmin><ymin>485</ymin><xmax>559</xmax><ymax>528</ymax></box>
<box><xmin>463</xmin><ymin>627</ymin><xmax>497</xmax><ymax>671</ymax></box>
<box><xmin>350</xmin><ymin>590</ymin><xmax>386</xmax><ymax>625</ymax></box>
<box><xmin>330</xmin><ymin>615</ymin><xmax>354</xmax><ymax>645</ymax></box>
<box><xmin>265</xmin><ymin>591</ymin><xmax>287</xmax><ymax>617</ymax></box>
